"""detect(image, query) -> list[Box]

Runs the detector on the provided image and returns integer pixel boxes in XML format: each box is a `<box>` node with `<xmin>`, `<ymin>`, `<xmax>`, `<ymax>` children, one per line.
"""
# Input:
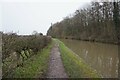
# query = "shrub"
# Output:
<box><xmin>2</xmin><ymin>32</ymin><xmax>52</xmax><ymax>77</ymax></box>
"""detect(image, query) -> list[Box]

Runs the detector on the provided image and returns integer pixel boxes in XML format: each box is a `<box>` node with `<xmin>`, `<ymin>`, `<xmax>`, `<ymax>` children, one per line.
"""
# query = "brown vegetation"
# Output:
<box><xmin>2</xmin><ymin>32</ymin><xmax>51</xmax><ymax>77</ymax></box>
<box><xmin>47</xmin><ymin>1</ymin><xmax>120</xmax><ymax>44</ymax></box>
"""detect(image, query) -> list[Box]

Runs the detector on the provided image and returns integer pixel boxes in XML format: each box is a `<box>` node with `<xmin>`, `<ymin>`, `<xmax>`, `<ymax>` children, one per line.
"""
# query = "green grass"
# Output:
<box><xmin>56</xmin><ymin>39</ymin><xmax>101</xmax><ymax>78</ymax></box>
<box><xmin>10</xmin><ymin>40</ymin><xmax>54</xmax><ymax>78</ymax></box>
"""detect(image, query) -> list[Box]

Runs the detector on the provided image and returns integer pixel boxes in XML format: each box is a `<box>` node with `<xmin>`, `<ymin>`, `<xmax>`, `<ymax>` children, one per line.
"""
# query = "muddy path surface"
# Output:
<box><xmin>46</xmin><ymin>43</ymin><xmax>68</xmax><ymax>78</ymax></box>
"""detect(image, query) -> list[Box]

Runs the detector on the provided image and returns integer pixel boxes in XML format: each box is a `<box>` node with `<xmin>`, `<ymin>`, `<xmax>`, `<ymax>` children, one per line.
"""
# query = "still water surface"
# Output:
<box><xmin>61</xmin><ymin>39</ymin><xmax>119</xmax><ymax>78</ymax></box>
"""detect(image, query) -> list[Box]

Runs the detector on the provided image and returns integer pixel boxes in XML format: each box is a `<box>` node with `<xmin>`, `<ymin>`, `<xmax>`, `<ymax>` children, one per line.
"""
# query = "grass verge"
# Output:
<box><xmin>56</xmin><ymin>39</ymin><xmax>101</xmax><ymax>78</ymax></box>
<box><xmin>9</xmin><ymin>40</ymin><xmax>53</xmax><ymax>78</ymax></box>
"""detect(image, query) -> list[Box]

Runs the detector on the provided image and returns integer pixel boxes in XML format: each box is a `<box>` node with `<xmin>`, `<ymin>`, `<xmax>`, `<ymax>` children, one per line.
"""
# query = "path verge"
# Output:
<box><xmin>57</xmin><ymin>39</ymin><xmax>101</xmax><ymax>78</ymax></box>
<box><xmin>47</xmin><ymin>40</ymin><xmax>68</xmax><ymax>78</ymax></box>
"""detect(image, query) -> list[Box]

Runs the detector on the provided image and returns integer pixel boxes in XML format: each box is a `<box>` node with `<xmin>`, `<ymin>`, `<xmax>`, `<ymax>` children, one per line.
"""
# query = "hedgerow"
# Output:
<box><xmin>2</xmin><ymin>32</ymin><xmax>51</xmax><ymax>77</ymax></box>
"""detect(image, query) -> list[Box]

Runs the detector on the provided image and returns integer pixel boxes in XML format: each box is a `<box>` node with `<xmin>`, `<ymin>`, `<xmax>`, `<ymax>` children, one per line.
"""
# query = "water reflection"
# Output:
<box><xmin>61</xmin><ymin>39</ymin><xmax>118</xmax><ymax>78</ymax></box>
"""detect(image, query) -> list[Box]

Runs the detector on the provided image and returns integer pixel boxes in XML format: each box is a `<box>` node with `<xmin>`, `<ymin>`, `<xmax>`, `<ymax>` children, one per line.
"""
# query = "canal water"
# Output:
<box><xmin>61</xmin><ymin>39</ymin><xmax>119</xmax><ymax>78</ymax></box>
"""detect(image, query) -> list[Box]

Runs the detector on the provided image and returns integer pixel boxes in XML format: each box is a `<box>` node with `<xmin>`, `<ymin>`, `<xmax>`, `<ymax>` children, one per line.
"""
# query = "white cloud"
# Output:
<box><xmin>1</xmin><ymin>0</ymin><xmax>92</xmax><ymax>3</ymax></box>
<box><xmin>1</xmin><ymin>0</ymin><xmax>92</xmax><ymax>35</ymax></box>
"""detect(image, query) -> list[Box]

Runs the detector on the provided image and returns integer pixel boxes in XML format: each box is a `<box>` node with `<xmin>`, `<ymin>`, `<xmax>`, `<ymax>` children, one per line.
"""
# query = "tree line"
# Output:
<box><xmin>47</xmin><ymin>1</ymin><xmax>120</xmax><ymax>44</ymax></box>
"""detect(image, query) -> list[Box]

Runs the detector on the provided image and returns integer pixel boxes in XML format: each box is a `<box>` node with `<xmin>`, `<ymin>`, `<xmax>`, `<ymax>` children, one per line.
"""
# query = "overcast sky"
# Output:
<box><xmin>0</xmin><ymin>0</ymin><xmax>92</xmax><ymax>35</ymax></box>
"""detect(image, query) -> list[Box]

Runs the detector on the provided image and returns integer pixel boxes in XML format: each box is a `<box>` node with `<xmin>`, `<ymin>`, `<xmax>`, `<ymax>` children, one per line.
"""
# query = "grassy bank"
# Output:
<box><xmin>7</xmin><ymin>40</ymin><xmax>54</xmax><ymax>78</ymax></box>
<box><xmin>56</xmin><ymin>39</ymin><xmax>101</xmax><ymax>78</ymax></box>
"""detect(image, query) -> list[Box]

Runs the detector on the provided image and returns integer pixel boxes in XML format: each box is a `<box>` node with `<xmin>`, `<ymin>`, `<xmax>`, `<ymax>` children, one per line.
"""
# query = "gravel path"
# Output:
<box><xmin>47</xmin><ymin>43</ymin><xmax>68</xmax><ymax>78</ymax></box>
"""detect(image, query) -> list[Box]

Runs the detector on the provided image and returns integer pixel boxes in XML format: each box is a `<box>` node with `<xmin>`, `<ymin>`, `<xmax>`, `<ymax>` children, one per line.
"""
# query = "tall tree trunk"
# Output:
<box><xmin>113</xmin><ymin>1</ymin><xmax>120</xmax><ymax>79</ymax></box>
<box><xmin>113</xmin><ymin>1</ymin><xmax>119</xmax><ymax>43</ymax></box>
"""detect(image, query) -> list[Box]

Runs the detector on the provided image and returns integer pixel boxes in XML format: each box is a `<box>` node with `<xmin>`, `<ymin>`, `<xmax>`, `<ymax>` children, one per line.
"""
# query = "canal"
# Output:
<box><xmin>61</xmin><ymin>39</ymin><xmax>119</xmax><ymax>78</ymax></box>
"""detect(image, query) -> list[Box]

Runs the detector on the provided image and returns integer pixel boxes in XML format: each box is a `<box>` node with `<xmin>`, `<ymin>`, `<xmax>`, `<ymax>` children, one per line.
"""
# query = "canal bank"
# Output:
<box><xmin>60</xmin><ymin>39</ymin><xmax>118</xmax><ymax>78</ymax></box>
<box><xmin>56</xmin><ymin>39</ymin><xmax>101</xmax><ymax>78</ymax></box>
